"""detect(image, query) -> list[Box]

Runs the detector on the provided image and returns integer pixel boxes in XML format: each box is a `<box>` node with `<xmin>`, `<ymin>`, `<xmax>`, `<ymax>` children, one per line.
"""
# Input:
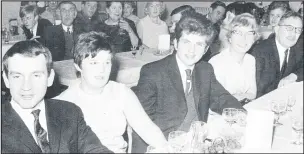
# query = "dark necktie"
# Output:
<box><xmin>280</xmin><ymin>49</ymin><xmax>288</xmax><ymax>77</ymax></box>
<box><xmin>67</xmin><ymin>27</ymin><xmax>71</xmax><ymax>34</ymax></box>
<box><xmin>31</xmin><ymin>109</ymin><xmax>51</xmax><ymax>153</ymax></box>
<box><xmin>185</xmin><ymin>69</ymin><xmax>192</xmax><ymax>94</ymax></box>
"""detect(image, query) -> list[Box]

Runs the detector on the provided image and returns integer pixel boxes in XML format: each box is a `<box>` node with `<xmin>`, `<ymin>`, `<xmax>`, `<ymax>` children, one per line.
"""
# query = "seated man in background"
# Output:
<box><xmin>74</xmin><ymin>1</ymin><xmax>98</xmax><ymax>33</ymax></box>
<box><xmin>251</xmin><ymin>11</ymin><xmax>303</xmax><ymax>98</ymax></box>
<box><xmin>44</xmin><ymin>1</ymin><xmax>80</xmax><ymax>61</ymax></box>
<box><xmin>1</xmin><ymin>40</ymin><xmax>112</xmax><ymax>153</ymax></box>
<box><xmin>20</xmin><ymin>5</ymin><xmax>52</xmax><ymax>43</ymax></box>
<box><xmin>169</xmin><ymin>5</ymin><xmax>195</xmax><ymax>34</ymax></box>
<box><xmin>40</xmin><ymin>1</ymin><xmax>61</xmax><ymax>25</ymax></box>
<box><xmin>132</xmin><ymin>12</ymin><xmax>243</xmax><ymax>153</ymax></box>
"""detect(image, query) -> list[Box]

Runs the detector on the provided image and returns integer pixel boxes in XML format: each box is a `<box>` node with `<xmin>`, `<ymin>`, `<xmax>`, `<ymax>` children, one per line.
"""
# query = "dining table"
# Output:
<box><xmin>52</xmin><ymin>49</ymin><xmax>168</xmax><ymax>87</ymax></box>
<box><xmin>207</xmin><ymin>81</ymin><xmax>303</xmax><ymax>153</ymax></box>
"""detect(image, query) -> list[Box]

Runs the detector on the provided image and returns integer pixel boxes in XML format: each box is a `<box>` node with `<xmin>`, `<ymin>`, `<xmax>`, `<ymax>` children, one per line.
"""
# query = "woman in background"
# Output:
<box><xmin>123</xmin><ymin>1</ymin><xmax>140</xmax><ymax>25</ymax></box>
<box><xmin>137</xmin><ymin>1</ymin><xmax>169</xmax><ymax>49</ymax></box>
<box><xmin>209</xmin><ymin>13</ymin><xmax>259</xmax><ymax>101</ymax></box>
<box><xmin>94</xmin><ymin>1</ymin><xmax>139</xmax><ymax>53</ymax></box>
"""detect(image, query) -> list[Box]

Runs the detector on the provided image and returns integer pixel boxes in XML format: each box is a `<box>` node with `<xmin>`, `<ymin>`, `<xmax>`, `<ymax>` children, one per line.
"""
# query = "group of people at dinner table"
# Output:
<box><xmin>1</xmin><ymin>0</ymin><xmax>303</xmax><ymax>153</ymax></box>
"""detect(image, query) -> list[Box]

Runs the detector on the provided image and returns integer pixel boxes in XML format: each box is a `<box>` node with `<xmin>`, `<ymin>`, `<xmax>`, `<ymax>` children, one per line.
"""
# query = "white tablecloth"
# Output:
<box><xmin>207</xmin><ymin>81</ymin><xmax>303</xmax><ymax>153</ymax></box>
<box><xmin>53</xmin><ymin>49</ymin><xmax>167</xmax><ymax>87</ymax></box>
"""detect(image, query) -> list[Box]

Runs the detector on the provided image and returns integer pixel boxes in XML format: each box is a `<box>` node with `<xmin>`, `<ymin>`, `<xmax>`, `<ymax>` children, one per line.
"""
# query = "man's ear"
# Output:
<box><xmin>34</xmin><ymin>15</ymin><xmax>39</xmax><ymax>22</ymax></box>
<box><xmin>204</xmin><ymin>45</ymin><xmax>210</xmax><ymax>54</ymax></box>
<box><xmin>173</xmin><ymin>38</ymin><xmax>178</xmax><ymax>51</ymax></box>
<box><xmin>74</xmin><ymin>63</ymin><xmax>82</xmax><ymax>72</ymax></box>
<box><xmin>47</xmin><ymin>69</ymin><xmax>55</xmax><ymax>87</ymax></box>
<box><xmin>2</xmin><ymin>72</ymin><xmax>10</xmax><ymax>89</ymax></box>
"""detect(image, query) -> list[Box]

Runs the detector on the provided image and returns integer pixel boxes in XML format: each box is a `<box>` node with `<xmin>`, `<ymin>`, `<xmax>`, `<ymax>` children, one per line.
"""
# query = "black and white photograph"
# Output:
<box><xmin>1</xmin><ymin>0</ymin><xmax>303</xmax><ymax>153</ymax></box>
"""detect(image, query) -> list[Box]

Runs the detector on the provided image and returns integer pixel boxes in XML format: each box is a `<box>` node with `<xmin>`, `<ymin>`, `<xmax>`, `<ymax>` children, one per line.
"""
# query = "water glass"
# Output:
<box><xmin>222</xmin><ymin>108</ymin><xmax>238</xmax><ymax>126</ymax></box>
<box><xmin>236</xmin><ymin>109</ymin><xmax>247</xmax><ymax>127</ymax></box>
<box><xmin>168</xmin><ymin>131</ymin><xmax>188</xmax><ymax>153</ymax></box>
<box><xmin>290</xmin><ymin>116</ymin><xmax>303</xmax><ymax>145</ymax></box>
<box><xmin>271</xmin><ymin>101</ymin><xmax>287</xmax><ymax>126</ymax></box>
<box><xmin>189</xmin><ymin>121</ymin><xmax>208</xmax><ymax>152</ymax></box>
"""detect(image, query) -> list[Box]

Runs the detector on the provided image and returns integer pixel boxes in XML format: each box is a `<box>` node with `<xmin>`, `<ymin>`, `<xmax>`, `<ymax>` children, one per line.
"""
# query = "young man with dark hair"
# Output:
<box><xmin>132</xmin><ymin>12</ymin><xmax>243</xmax><ymax>153</ymax></box>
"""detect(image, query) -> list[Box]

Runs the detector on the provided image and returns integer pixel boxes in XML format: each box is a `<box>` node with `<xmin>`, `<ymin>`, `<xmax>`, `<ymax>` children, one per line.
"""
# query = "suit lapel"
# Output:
<box><xmin>271</xmin><ymin>38</ymin><xmax>281</xmax><ymax>79</ymax></box>
<box><xmin>167</xmin><ymin>55</ymin><xmax>186</xmax><ymax>101</ymax></box>
<box><xmin>45</xmin><ymin>100</ymin><xmax>62</xmax><ymax>153</ymax></box>
<box><xmin>2</xmin><ymin>102</ymin><xmax>42</xmax><ymax>153</ymax></box>
<box><xmin>192</xmin><ymin>65</ymin><xmax>201</xmax><ymax>112</ymax></box>
<box><xmin>36</xmin><ymin>19</ymin><xmax>43</xmax><ymax>37</ymax></box>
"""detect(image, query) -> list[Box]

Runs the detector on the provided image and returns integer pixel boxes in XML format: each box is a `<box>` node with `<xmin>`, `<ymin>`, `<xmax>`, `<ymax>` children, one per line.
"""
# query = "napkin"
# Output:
<box><xmin>243</xmin><ymin>108</ymin><xmax>274</xmax><ymax>150</ymax></box>
<box><xmin>158</xmin><ymin>34</ymin><xmax>170</xmax><ymax>51</ymax></box>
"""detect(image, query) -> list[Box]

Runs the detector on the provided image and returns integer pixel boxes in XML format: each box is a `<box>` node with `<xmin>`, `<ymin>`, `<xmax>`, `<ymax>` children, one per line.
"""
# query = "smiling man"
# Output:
<box><xmin>251</xmin><ymin>11</ymin><xmax>303</xmax><ymax>98</ymax></box>
<box><xmin>1</xmin><ymin>40</ymin><xmax>112</xmax><ymax>153</ymax></box>
<box><xmin>132</xmin><ymin>12</ymin><xmax>243</xmax><ymax>153</ymax></box>
<box><xmin>20</xmin><ymin>5</ymin><xmax>52</xmax><ymax>43</ymax></box>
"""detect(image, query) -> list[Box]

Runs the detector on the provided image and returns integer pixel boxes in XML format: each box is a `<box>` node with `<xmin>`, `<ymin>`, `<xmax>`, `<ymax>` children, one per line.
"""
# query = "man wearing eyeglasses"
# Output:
<box><xmin>250</xmin><ymin>11</ymin><xmax>303</xmax><ymax>98</ymax></box>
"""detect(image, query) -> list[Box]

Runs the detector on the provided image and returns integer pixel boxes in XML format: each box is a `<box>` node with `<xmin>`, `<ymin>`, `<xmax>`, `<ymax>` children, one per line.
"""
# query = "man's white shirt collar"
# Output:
<box><xmin>62</xmin><ymin>24</ymin><xmax>73</xmax><ymax>33</ymax></box>
<box><xmin>31</xmin><ymin>22</ymin><xmax>38</xmax><ymax>36</ymax></box>
<box><xmin>275</xmin><ymin>38</ymin><xmax>290</xmax><ymax>70</ymax></box>
<box><xmin>11</xmin><ymin>99</ymin><xmax>49</xmax><ymax>143</ymax></box>
<box><xmin>176</xmin><ymin>55</ymin><xmax>194</xmax><ymax>92</ymax></box>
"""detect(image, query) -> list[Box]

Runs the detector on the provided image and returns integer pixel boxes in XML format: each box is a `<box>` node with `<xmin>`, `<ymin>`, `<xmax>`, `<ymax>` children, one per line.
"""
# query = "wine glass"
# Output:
<box><xmin>236</xmin><ymin>109</ymin><xmax>247</xmax><ymax>127</ymax></box>
<box><xmin>189</xmin><ymin>121</ymin><xmax>208</xmax><ymax>152</ymax></box>
<box><xmin>131</xmin><ymin>46</ymin><xmax>137</xmax><ymax>58</ymax></box>
<box><xmin>271</xmin><ymin>101</ymin><xmax>287</xmax><ymax>126</ymax></box>
<box><xmin>287</xmin><ymin>96</ymin><xmax>296</xmax><ymax>112</ymax></box>
<box><xmin>290</xmin><ymin>116</ymin><xmax>303</xmax><ymax>145</ymax></box>
<box><xmin>222</xmin><ymin>108</ymin><xmax>238</xmax><ymax>126</ymax></box>
<box><xmin>168</xmin><ymin>131</ymin><xmax>188</xmax><ymax>153</ymax></box>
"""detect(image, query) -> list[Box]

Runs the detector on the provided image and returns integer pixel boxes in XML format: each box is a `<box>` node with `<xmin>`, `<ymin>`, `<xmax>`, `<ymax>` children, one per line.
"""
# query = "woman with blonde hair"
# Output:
<box><xmin>209</xmin><ymin>13</ymin><xmax>260</xmax><ymax>102</ymax></box>
<box><xmin>136</xmin><ymin>1</ymin><xmax>169</xmax><ymax>49</ymax></box>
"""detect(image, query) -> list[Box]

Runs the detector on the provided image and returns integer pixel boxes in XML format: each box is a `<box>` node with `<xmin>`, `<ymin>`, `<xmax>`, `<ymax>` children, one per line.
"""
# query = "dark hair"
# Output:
<box><xmin>175</xmin><ymin>11</ymin><xmax>217</xmax><ymax>45</ymax></box>
<box><xmin>170</xmin><ymin>5</ymin><xmax>195</xmax><ymax>16</ymax></box>
<box><xmin>211</xmin><ymin>1</ymin><xmax>226</xmax><ymax>10</ymax></box>
<box><xmin>19</xmin><ymin>5</ymin><xmax>39</xmax><ymax>18</ymax></box>
<box><xmin>3</xmin><ymin>40</ymin><xmax>53</xmax><ymax>77</ymax></box>
<box><xmin>124</xmin><ymin>1</ymin><xmax>137</xmax><ymax>15</ymax></box>
<box><xmin>226</xmin><ymin>2</ymin><xmax>248</xmax><ymax>16</ymax></box>
<box><xmin>58</xmin><ymin>1</ymin><xmax>76</xmax><ymax>10</ymax></box>
<box><xmin>73</xmin><ymin>31</ymin><xmax>113</xmax><ymax>69</ymax></box>
<box><xmin>268</xmin><ymin>1</ymin><xmax>290</xmax><ymax>14</ymax></box>
<box><xmin>278</xmin><ymin>10</ymin><xmax>303</xmax><ymax>25</ymax></box>
<box><xmin>106</xmin><ymin>1</ymin><xmax>124</xmax><ymax>9</ymax></box>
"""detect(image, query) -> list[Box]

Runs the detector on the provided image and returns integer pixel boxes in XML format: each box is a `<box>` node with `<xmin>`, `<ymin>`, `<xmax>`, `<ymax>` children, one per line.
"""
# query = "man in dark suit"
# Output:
<box><xmin>251</xmin><ymin>11</ymin><xmax>303</xmax><ymax>98</ymax></box>
<box><xmin>44</xmin><ymin>1</ymin><xmax>80</xmax><ymax>62</ymax></box>
<box><xmin>20</xmin><ymin>4</ymin><xmax>52</xmax><ymax>43</ymax></box>
<box><xmin>1</xmin><ymin>40</ymin><xmax>112</xmax><ymax>153</ymax></box>
<box><xmin>74</xmin><ymin>1</ymin><xmax>98</xmax><ymax>33</ymax></box>
<box><xmin>131</xmin><ymin>12</ymin><xmax>243</xmax><ymax>153</ymax></box>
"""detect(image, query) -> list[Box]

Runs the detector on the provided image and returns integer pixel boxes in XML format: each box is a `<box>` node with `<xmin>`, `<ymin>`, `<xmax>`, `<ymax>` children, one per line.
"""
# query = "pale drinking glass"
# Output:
<box><xmin>189</xmin><ymin>121</ymin><xmax>208</xmax><ymax>152</ymax></box>
<box><xmin>271</xmin><ymin>101</ymin><xmax>287</xmax><ymax>126</ymax></box>
<box><xmin>287</xmin><ymin>96</ymin><xmax>296</xmax><ymax>112</ymax></box>
<box><xmin>222</xmin><ymin>108</ymin><xmax>238</xmax><ymax>126</ymax></box>
<box><xmin>290</xmin><ymin>116</ymin><xmax>303</xmax><ymax>145</ymax></box>
<box><xmin>168</xmin><ymin>131</ymin><xmax>188</xmax><ymax>153</ymax></box>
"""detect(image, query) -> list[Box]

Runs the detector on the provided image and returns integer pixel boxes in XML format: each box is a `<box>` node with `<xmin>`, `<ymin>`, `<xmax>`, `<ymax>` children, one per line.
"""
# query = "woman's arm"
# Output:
<box><xmin>136</xmin><ymin>20</ymin><xmax>144</xmax><ymax>41</ymax></box>
<box><xmin>122</xmin><ymin>87</ymin><xmax>168</xmax><ymax>149</ymax></box>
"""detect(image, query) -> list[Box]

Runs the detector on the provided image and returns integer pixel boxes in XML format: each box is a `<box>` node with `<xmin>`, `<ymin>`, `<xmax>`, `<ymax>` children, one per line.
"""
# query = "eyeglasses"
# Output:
<box><xmin>278</xmin><ymin>25</ymin><xmax>303</xmax><ymax>34</ymax></box>
<box><xmin>231</xmin><ymin>30</ymin><xmax>256</xmax><ymax>37</ymax></box>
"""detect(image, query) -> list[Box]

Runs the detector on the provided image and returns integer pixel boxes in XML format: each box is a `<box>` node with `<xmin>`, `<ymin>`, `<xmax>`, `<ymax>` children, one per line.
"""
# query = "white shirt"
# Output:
<box><xmin>176</xmin><ymin>55</ymin><xmax>194</xmax><ymax>93</ymax></box>
<box><xmin>209</xmin><ymin>48</ymin><xmax>256</xmax><ymax>99</ymax></box>
<box><xmin>275</xmin><ymin>38</ymin><xmax>290</xmax><ymax>70</ymax></box>
<box><xmin>61</xmin><ymin>24</ymin><xmax>73</xmax><ymax>33</ymax></box>
<box><xmin>11</xmin><ymin>99</ymin><xmax>48</xmax><ymax>144</ymax></box>
<box><xmin>31</xmin><ymin>22</ymin><xmax>38</xmax><ymax>36</ymax></box>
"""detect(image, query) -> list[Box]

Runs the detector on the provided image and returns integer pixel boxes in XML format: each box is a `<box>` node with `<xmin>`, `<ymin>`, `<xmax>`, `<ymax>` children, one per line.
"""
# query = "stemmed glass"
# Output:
<box><xmin>271</xmin><ymin>101</ymin><xmax>287</xmax><ymax>126</ymax></box>
<box><xmin>189</xmin><ymin>121</ymin><xmax>208</xmax><ymax>152</ymax></box>
<box><xmin>222</xmin><ymin>108</ymin><xmax>238</xmax><ymax>127</ymax></box>
<box><xmin>290</xmin><ymin>116</ymin><xmax>303</xmax><ymax>145</ymax></box>
<box><xmin>287</xmin><ymin>96</ymin><xmax>296</xmax><ymax>112</ymax></box>
<box><xmin>131</xmin><ymin>46</ymin><xmax>137</xmax><ymax>58</ymax></box>
<box><xmin>168</xmin><ymin>131</ymin><xmax>188</xmax><ymax>153</ymax></box>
